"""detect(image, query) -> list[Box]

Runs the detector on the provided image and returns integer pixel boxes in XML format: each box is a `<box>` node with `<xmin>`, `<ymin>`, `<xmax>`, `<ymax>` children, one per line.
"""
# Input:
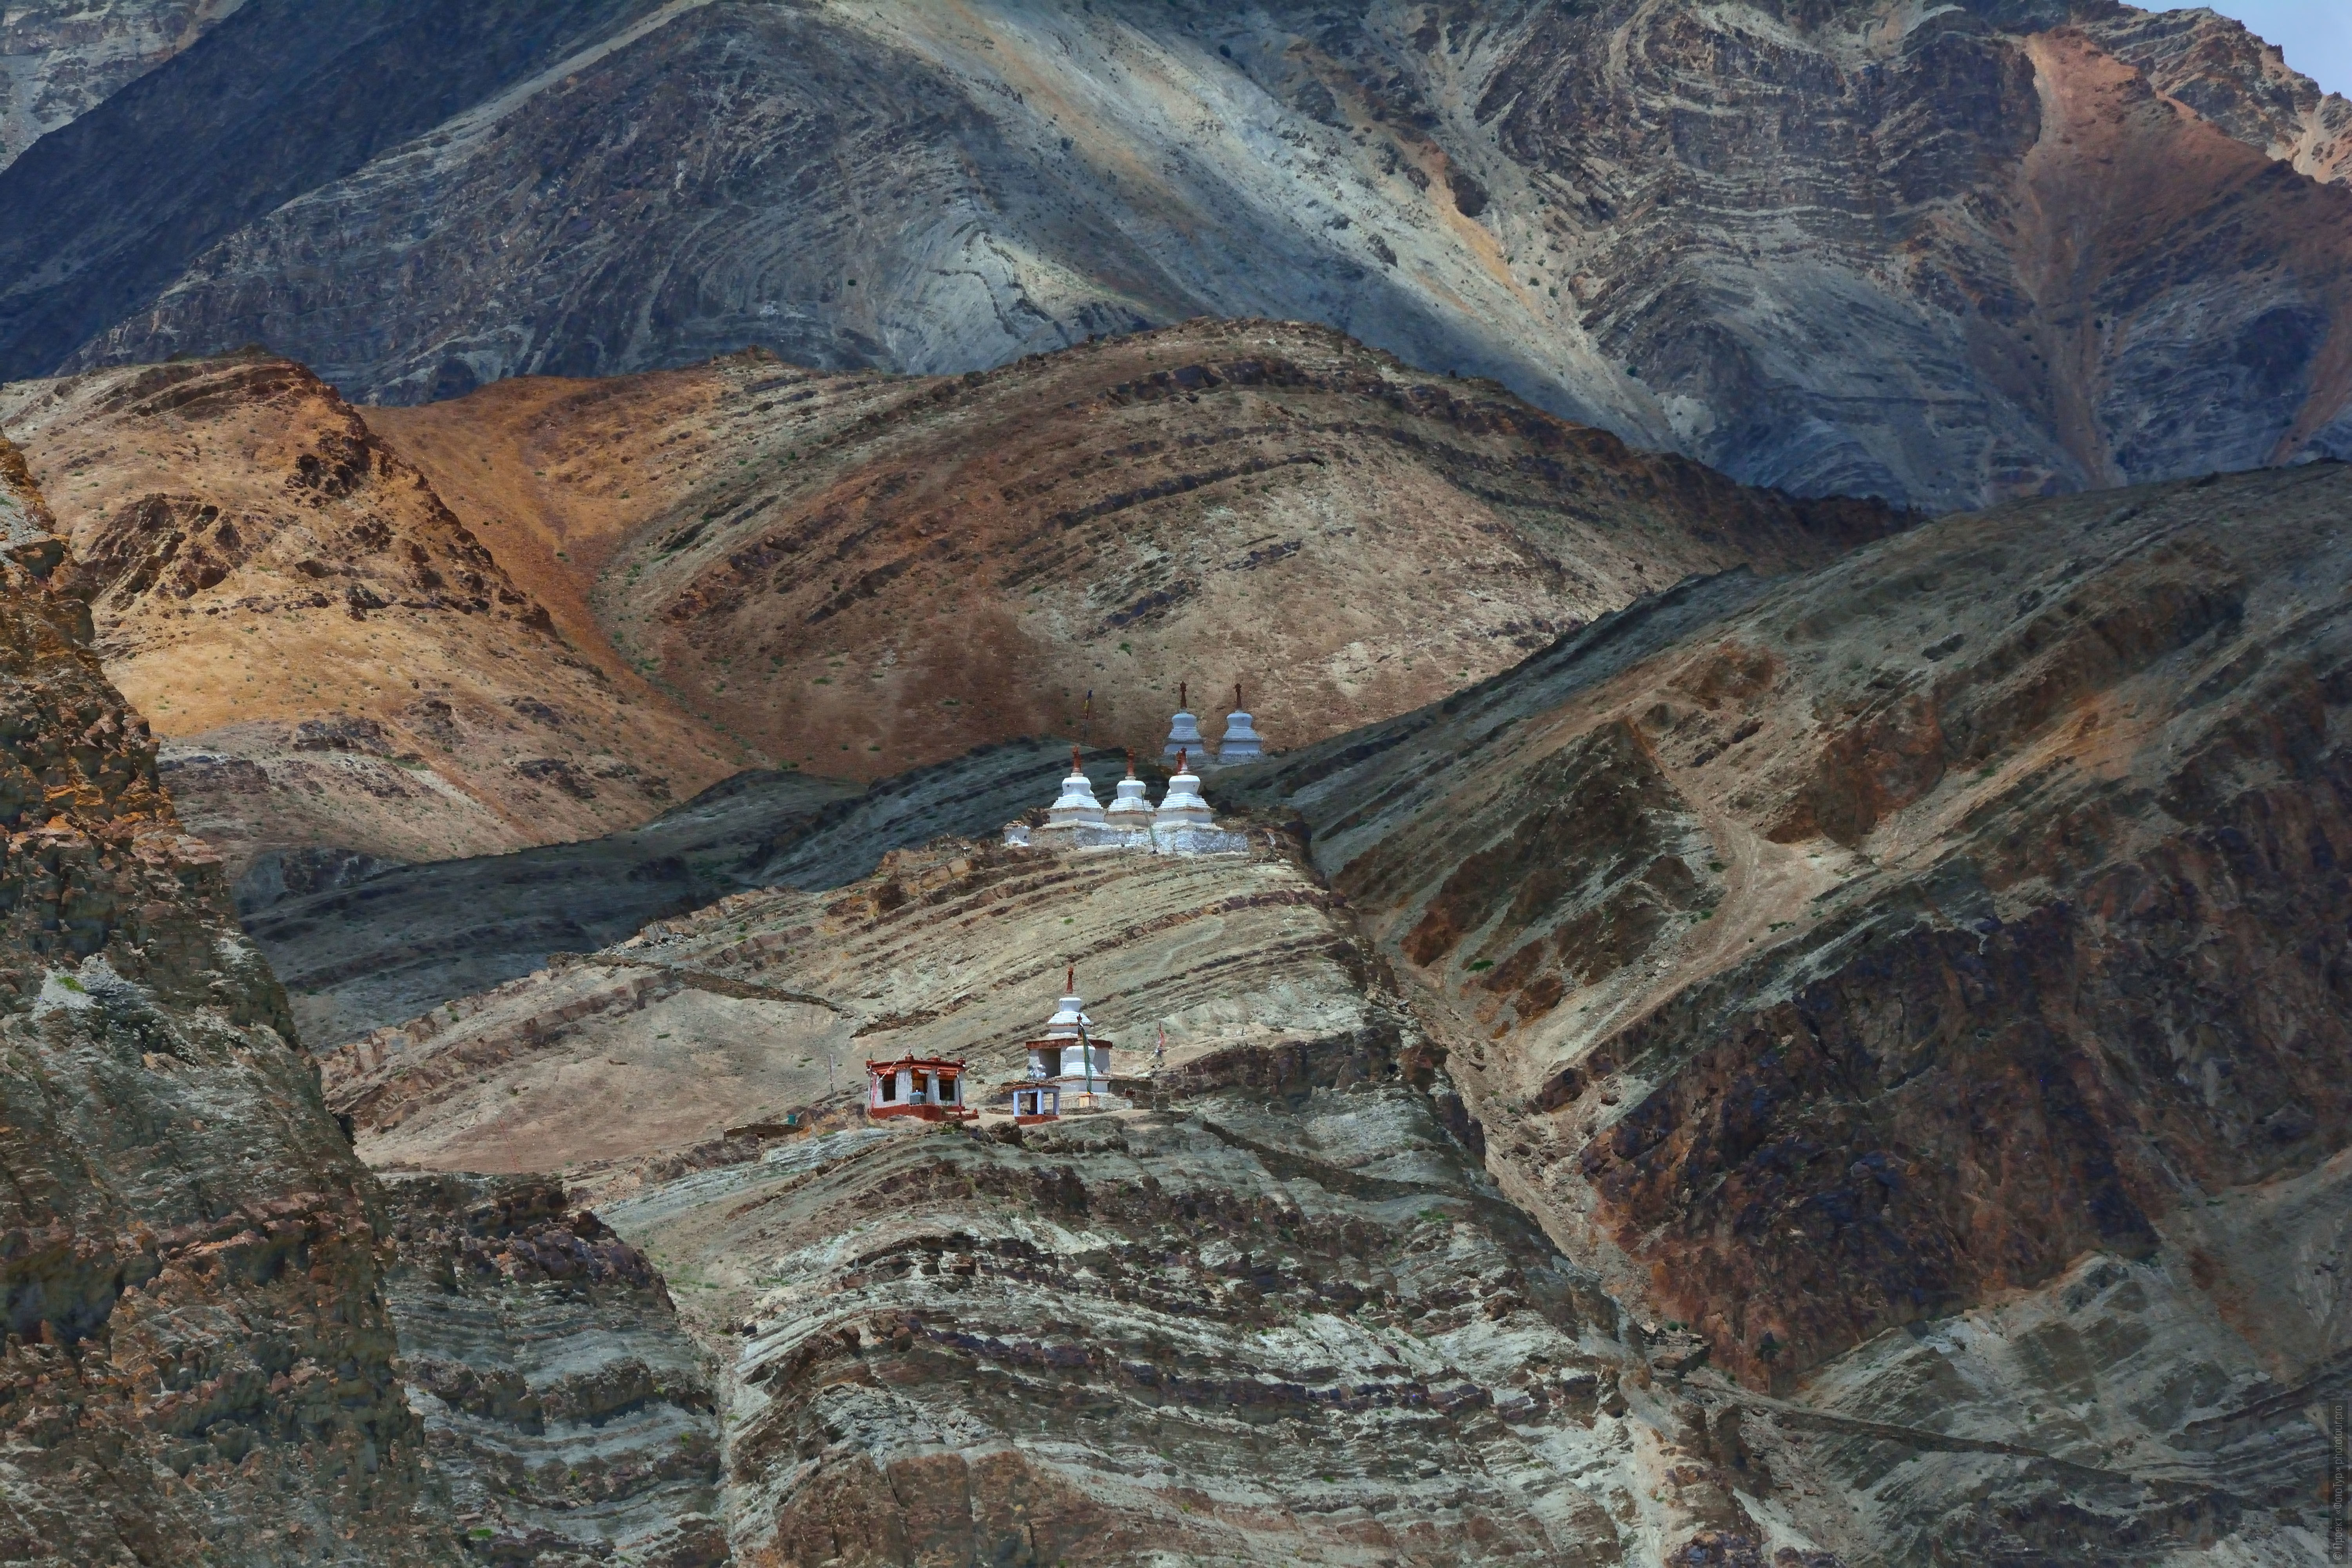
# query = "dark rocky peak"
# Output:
<box><xmin>1</xmin><ymin>1</ymin><xmax>2346</xmax><ymax>511</ymax></box>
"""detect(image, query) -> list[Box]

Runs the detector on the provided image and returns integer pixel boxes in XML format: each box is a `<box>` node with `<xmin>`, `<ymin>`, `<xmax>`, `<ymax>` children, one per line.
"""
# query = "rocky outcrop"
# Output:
<box><xmin>320</xmin><ymin>809</ymin><xmax>1831</xmax><ymax>1562</ymax></box>
<box><xmin>381</xmin><ymin>320</ymin><xmax>1902</xmax><ymax>784</ymax></box>
<box><xmin>0</xmin><ymin>0</ymin><xmax>245</xmax><ymax>170</ymax></box>
<box><xmin>0</xmin><ymin>2</ymin><xmax>2348</xmax><ymax>508</ymax></box>
<box><xmin>381</xmin><ymin>1174</ymin><xmax>726</xmax><ymax>1566</ymax></box>
<box><xmin>0</xmin><ymin>352</ymin><xmax>750</xmax><ymax>871</ymax></box>
<box><xmin>1217</xmin><ymin>460</ymin><xmax>2352</xmax><ymax>1560</ymax></box>
<box><xmin>0</xmin><ymin>434</ymin><xmax>457</xmax><ymax>1559</ymax></box>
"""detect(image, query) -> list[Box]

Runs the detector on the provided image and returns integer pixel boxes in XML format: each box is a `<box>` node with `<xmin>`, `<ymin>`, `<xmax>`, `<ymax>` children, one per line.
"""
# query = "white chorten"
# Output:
<box><xmin>1163</xmin><ymin>681</ymin><xmax>1205</xmax><ymax>765</ymax></box>
<box><xmin>1218</xmin><ymin>683</ymin><xmax>1263</xmax><ymax>764</ymax></box>
<box><xmin>1105</xmin><ymin>750</ymin><xmax>1153</xmax><ymax>828</ymax></box>
<box><xmin>1028</xmin><ymin>966</ymin><xmax>1111</xmax><ymax>1082</ymax></box>
<box><xmin>1044</xmin><ymin>747</ymin><xmax>1105</xmax><ymax>829</ymax></box>
<box><xmin>1154</xmin><ymin>749</ymin><xmax>1214</xmax><ymax>830</ymax></box>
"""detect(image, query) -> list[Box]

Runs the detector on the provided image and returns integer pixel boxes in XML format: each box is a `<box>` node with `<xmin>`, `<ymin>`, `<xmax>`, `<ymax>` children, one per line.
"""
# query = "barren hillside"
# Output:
<box><xmin>4</xmin><ymin>1</ymin><xmax>2351</xmax><ymax>508</ymax></box>
<box><xmin>0</xmin><ymin>352</ymin><xmax>750</xmax><ymax>872</ymax></box>
<box><xmin>378</xmin><ymin>319</ymin><xmax>1901</xmax><ymax>782</ymax></box>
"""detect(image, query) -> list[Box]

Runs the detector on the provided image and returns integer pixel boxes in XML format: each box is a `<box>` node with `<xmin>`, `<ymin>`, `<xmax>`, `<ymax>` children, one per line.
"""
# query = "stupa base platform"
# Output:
<box><xmin>1008</xmin><ymin>822</ymin><xmax>1254</xmax><ymax>856</ymax></box>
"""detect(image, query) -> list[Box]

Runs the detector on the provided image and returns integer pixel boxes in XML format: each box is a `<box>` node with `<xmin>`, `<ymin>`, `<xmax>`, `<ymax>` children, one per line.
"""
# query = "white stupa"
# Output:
<box><xmin>1105</xmin><ymin>750</ymin><xmax>1154</xmax><ymax>828</ymax></box>
<box><xmin>1218</xmin><ymin>683</ymin><xmax>1263</xmax><ymax>764</ymax></box>
<box><xmin>1154</xmin><ymin>749</ymin><xmax>1214</xmax><ymax>830</ymax></box>
<box><xmin>1163</xmin><ymin>681</ymin><xmax>1205</xmax><ymax>766</ymax></box>
<box><xmin>1007</xmin><ymin>966</ymin><xmax>1121</xmax><ymax>1120</ymax></box>
<box><xmin>1044</xmin><ymin>747</ymin><xmax>1105</xmax><ymax>830</ymax></box>
<box><xmin>1030</xmin><ymin>969</ymin><xmax>1111</xmax><ymax>1082</ymax></box>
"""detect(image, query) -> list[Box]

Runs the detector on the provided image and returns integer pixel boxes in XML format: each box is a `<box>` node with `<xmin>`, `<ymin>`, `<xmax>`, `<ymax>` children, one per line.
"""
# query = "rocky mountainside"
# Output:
<box><xmin>0</xmin><ymin>351</ymin><xmax>750</xmax><ymax>873</ymax></box>
<box><xmin>378</xmin><ymin>319</ymin><xmax>1900</xmax><ymax>782</ymax></box>
<box><xmin>379</xmin><ymin>1174</ymin><xmax>726</xmax><ymax>1566</ymax></box>
<box><xmin>244</xmin><ymin>740</ymin><xmax>1147</xmax><ymax>1050</ymax></box>
<box><xmin>0</xmin><ymin>0</ymin><xmax>243</xmax><ymax>171</ymax></box>
<box><xmin>279</xmin><ymin>448</ymin><xmax>2352</xmax><ymax>1561</ymax></box>
<box><xmin>1217</xmin><ymin>459</ymin><xmax>2352</xmax><ymax>1559</ymax></box>
<box><xmin>322</xmin><ymin>819</ymin><xmax>1808</xmax><ymax>1564</ymax></box>
<box><xmin>0</xmin><ymin>0</ymin><xmax>2348</xmax><ymax>508</ymax></box>
<box><xmin>0</xmin><ymin>434</ymin><xmax>459</xmax><ymax>1560</ymax></box>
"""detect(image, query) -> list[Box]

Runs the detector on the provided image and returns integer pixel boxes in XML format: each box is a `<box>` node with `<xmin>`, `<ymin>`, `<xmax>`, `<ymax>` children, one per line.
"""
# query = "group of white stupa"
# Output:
<box><xmin>1015</xmin><ymin>683</ymin><xmax>1263</xmax><ymax>854</ymax></box>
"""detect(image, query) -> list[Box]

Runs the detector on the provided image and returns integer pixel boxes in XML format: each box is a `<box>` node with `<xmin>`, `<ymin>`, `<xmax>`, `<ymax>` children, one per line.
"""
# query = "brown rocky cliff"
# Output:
<box><xmin>0</xmin><ymin>352</ymin><xmax>750</xmax><ymax>874</ymax></box>
<box><xmin>0</xmin><ymin>433</ymin><xmax>458</xmax><ymax>1564</ymax></box>
<box><xmin>381</xmin><ymin>320</ymin><xmax>1902</xmax><ymax>784</ymax></box>
<box><xmin>1218</xmin><ymin>463</ymin><xmax>2352</xmax><ymax>1557</ymax></box>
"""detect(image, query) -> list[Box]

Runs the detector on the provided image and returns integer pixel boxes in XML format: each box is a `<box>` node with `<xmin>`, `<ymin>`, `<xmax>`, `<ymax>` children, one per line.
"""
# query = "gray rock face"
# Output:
<box><xmin>2</xmin><ymin>2</ymin><xmax>2350</xmax><ymax>509</ymax></box>
<box><xmin>0</xmin><ymin>0</ymin><xmax>244</xmax><ymax>170</ymax></box>
<box><xmin>239</xmin><ymin>764</ymin><xmax>860</xmax><ymax>1049</ymax></box>
<box><xmin>381</xmin><ymin>1174</ymin><xmax>727</xmax><ymax>1567</ymax></box>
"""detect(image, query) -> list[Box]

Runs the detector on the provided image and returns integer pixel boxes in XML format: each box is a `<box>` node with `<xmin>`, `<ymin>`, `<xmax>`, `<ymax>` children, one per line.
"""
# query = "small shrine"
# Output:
<box><xmin>1218</xmin><ymin>684</ymin><xmax>1263</xmax><ymax>764</ymax></box>
<box><xmin>1044</xmin><ymin>747</ymin><xmax>1106</xmax><ymax>831</ymax></box>
<box><xmin>1008</xmin><ymin>968</ymin><xmax>1118</xmax><ymax>1122</ymax></box>
<box><xmin>1105</xmin><ymin>749</ymin><xmax>1153</xmax><ymax>827</ymax></box>
<box><xmin>866</xmin><ymin>1055</ymin><xmax>977</xmax><ymax>1122</ymax></box>
<box><xmin>1163</xmin><ymin>681</ymin><xmax>1205</xmax><ymax>766</ymax></box>
<box><xmin>1153</xmin><ymin>750</ymin><xmax>1213</xmax><ymax>829</ymax></box>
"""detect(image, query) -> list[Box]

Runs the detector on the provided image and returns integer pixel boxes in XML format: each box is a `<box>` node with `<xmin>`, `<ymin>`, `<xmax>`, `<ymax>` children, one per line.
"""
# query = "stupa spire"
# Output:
<box><xmin>1219</xmin><ymin>680</ymin><xmax>1264</xmax><ymax>764</ymax></box>
<box><xmin>1044</xmin><ymin>745</ymin><xmax>1105</xmax><ymax>830</ymax></box>
<box><xmin>1154</xmin><ymin>747</ymin><xmax>1212</xmax><ymax>830</ymax></box>
<box><xmin>1163</xmin><ymin>682</ymin><xmax>1204</xmax><ymax>765</ymax></box>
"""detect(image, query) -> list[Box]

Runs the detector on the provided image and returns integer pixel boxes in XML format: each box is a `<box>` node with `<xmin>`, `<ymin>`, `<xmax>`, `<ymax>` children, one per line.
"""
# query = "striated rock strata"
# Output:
<box><xmin>380</xmin><ymin>320</ymin><xmax>1901</xmax><ymax>783</ymax></box>
<box><xmin>0</xmin><ymin>2</ymin><xmax>2349</xmax><ymax>506</ymax></box>
<box><xmin>0</xmin><ymin>435</ymin><xmax>457</xmax><ymax>1558</ymax></box>
<box><xmin>381</xmin><ymin>1173</ymin><xmax>726</xmax><ymax>1566</ymax></box>
<box><xmin>0</xmin><ymin>351</ymin><xmax>749</xmax><ymax>871</ymax></box>
<box><xmin>1218</xmin><ymin>460</ymin><xmax>2352</xmax><ymax>1560</ymax></box>
<box><xmin>323</xmin><ymin>822</ymin><xmax>1846</xmax><ymax>1563</ymax></box>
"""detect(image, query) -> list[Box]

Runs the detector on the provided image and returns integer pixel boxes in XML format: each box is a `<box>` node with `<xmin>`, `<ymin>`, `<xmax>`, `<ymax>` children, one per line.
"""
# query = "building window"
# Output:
<box><xmin>878</xmin><ymin>1073</ymin><xmax>898</xmax><ymax>1102</ymax></box>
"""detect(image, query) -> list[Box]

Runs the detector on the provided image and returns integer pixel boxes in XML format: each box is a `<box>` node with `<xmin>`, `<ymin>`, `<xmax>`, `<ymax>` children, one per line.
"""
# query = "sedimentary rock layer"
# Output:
<box><xmin>323</xmin><ymin>820</ymin><xmax>1835</xmax><ymax>1563</ymax></box>
<box><xmin>0</xmin><ymin>352</ymin><xmax>749</xmax><ymax>870</ymax></box>
<box><xmin>0</xmin><ymin>436</ymin><xmax>457</xmax><ymax>1560</ymax></box>
<box><xmin>379</xmin><ymin>319</ymin><xmax>1901</xmax><ymax>783</ymax></box>
<box><xmin>380</xmin><ymin>1174</ymin><xmax>726</xmax><ymax>1566</ymax></box>
<box><xmin>1219</xmin><ymin>460</ymin><xmax>2352</xmax><ymax>1559</ymax></box>
<box><xmin>1</xmin><ymin>2</ymin><xmax>2348</xmax><ymax>507</ymax></box>
<box><xmin>241</xmin><ymin>740</ymin><xmax>1145</xmax><ymax>1051</ymax></box>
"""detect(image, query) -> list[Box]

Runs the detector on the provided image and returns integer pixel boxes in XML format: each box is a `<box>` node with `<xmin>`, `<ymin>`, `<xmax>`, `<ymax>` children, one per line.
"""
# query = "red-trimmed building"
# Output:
<box><xmin>865</xmin><ymin>1055</ymin><xmax>977</xmax><ymax>1122</ymax></box>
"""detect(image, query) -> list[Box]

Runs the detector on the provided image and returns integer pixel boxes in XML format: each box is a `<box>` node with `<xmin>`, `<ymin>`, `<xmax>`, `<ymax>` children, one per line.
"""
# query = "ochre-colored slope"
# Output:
<box><xmin>376</xmin><ymin>321</ymin><xmax>1904</xmax><ymax>782</ymax></box>
<box><xmin>0</xmin><ymin>353</ymin><xmax>750</xmax><ymax>871</ymax></box>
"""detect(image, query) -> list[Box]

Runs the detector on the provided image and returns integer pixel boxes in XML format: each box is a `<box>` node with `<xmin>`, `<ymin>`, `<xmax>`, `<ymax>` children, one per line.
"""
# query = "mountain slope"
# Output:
<box><xmin>0</xmin><ymin>0</ymin><xmax>245</xmax><ymax>170</ymax></box>
<box><xmin>0</xmin><ymin>352</ymin><xmax>750</xmax><ymax>872</ymax></box>
<box><xmin>1217</xmin><ymin>459</ymin><xmax>2352</xmax><ymax>1559</ymax></box>
<box><xmin>0</xmin><ymin>432</ymin><xmax>458</xmax><ymax>1563</ymax></box>
<box><xmin>322</xmin><ymin>825</ymin><xmax>1801</xmax><ymax>1563</ymax></box>
<box><xmin>243</xmin><ymin>740</ymin><xmax>1144</xmax><ymax>1049</ymax></box>
<box><xmin>2</xmin><ymin>0</ymin><xmax>2350</xmax><ymax>508</ymax></box>
<box><xmin>377</xmin><ymin>319</ymin><xmax>1902</xmax><ymax>782</ymax></box>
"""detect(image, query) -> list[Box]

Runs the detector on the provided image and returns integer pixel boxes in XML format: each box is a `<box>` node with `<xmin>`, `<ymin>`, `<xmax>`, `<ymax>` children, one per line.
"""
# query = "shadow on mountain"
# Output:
<box><xmin>240</xmin><ymin>738</ymin><xmax>1142</xmax><ymax>1047</ymax></box>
